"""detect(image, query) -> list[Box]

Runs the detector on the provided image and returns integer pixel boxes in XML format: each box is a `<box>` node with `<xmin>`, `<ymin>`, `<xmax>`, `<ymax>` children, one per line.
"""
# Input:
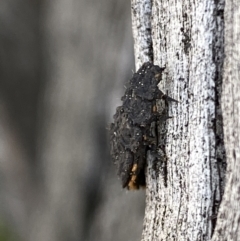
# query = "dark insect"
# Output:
<box><xmin>110</xmin><ymin>62</ymin><xmax>175</xmax><ymax>190</ymax></box>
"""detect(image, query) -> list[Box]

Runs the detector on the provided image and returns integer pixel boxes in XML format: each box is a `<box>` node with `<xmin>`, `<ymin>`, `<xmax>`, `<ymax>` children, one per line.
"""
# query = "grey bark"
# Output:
<box><xmin>211</xmin><ymin>1</ymin><xmax>240</xmax><ymax>240</ymax></box>
<box><xmin>131</xmin><ymin>0</ymin><xmax>226</xmax><ymax>240</ymax></box>
<box><xmin>131</xmin><ymin>0</ymin><xmax>153</xmax><ymax>69</ymax></box>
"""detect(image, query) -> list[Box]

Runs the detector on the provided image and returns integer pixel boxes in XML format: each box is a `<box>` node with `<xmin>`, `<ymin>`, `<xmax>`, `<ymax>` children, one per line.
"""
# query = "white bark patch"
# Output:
<box><xmin>139</xmin><ymin>0</ymin><xmax>225</xmax><ymax>240</ymax></box>
<box><xmin>131</xmin><ymin>0</ymin><xmax>153</xmax><ymax>69</ymax></box>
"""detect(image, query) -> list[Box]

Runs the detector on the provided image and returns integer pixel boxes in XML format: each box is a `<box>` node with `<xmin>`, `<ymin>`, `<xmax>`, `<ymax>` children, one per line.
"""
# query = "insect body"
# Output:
<box><xmin>110</xmin><ymin>62</ymin><xmax>173</xmax><ymax>190</ymax></box>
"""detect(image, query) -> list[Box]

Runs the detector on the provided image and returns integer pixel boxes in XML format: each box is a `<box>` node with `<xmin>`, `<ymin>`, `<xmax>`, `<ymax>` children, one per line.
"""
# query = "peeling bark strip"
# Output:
<box><xmin>130</xmin><ymin>0</ymin><xmax>226</xmax><ymax>240</ymax></box>
<box><xmin>131</xmin><ymin>0</ymin><xmax>153</xmax><ymax>69</ymax></box>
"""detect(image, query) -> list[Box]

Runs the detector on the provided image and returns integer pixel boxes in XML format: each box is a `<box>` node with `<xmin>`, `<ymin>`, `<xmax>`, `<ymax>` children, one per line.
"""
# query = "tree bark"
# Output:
<box><xmin>211</xmin><ymin>1</ymin><xmax>240</xmax><ymax>240</ymax></box>
<box><xmin>131</xmin><ymin>0</ymin><xmax>153</xmax><ymax>69</ymax></box>
<box><xmin>131</xmin><ymin>0</ymin><xmax>226</xmax><ymax>240</ymax></box>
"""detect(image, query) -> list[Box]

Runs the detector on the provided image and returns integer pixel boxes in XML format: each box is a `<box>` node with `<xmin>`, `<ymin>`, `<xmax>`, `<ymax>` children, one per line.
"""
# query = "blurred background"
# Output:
<box><xmin>0</xmin><ymin>1</ymin><xmax>145</xmax><ymax>241</ymax></box>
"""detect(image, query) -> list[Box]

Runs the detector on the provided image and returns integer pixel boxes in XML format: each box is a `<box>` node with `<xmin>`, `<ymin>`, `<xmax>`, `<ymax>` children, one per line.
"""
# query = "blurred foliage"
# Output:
<box><xmin>0</xmin><ymin>220</ymin><xmax>20</xmax><ymax>241</ymax></box>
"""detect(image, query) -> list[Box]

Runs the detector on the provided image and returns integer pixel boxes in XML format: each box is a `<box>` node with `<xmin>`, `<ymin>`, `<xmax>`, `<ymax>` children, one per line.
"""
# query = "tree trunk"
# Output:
<box><xmin>131</xmin><ymin>0</ymin><xmax>226</xmax><ymax>240</ymax></box>
<box><xmin>211</xmin><ymin>0</ymin><xmax>240</xmax><ymax>240</ymax></box>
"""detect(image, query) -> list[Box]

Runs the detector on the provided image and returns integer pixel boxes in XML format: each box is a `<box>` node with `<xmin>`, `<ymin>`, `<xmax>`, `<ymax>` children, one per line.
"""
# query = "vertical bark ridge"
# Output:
<box><xmin>131</xmin><ymin>0</ymin><xmax>153</xmax><ymax>69</ymax></box>
<box><xmin>140</xmin><ymin>0</ymin><xmax>225</xmax><ymax>240</ymax></box>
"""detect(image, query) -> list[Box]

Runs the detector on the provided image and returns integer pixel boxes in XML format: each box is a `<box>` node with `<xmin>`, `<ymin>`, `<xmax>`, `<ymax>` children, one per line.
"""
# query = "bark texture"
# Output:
<box><xmin>211</xmin><ymin>1</ymin><xmax>240</xmax><ymax>240</ymax></box>
<box><xmin>131</xmin><ymin>0</ymin><xmax>226</xmax><ymax>240</ymax></box>
<box><xmin>131</xmin><ymin>0</ymin><xmax>153</xmax><ymax>69</ymax></box>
